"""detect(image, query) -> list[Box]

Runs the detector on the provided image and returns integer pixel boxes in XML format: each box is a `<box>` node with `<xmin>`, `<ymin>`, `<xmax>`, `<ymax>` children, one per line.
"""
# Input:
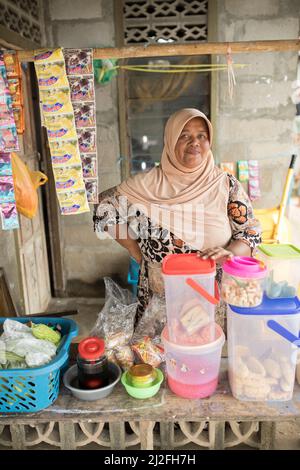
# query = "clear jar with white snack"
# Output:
<box><xmin>162</xmin><ymin>254</ymin><xmax>219</xmax><ymax>346</ymax></box>
<box><xmin>227</xmin><ymin>296</ymin><xmax>300</xmax><ymax>401</ymax></box>
<box><xmin>221</xmin><ymin>256</ymin><xmax>267</xmax><ymax>307</ymax></box>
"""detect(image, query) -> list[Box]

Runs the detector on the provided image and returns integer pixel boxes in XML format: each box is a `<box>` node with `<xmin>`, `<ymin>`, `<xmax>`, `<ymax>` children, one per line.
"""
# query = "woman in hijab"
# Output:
<box><xmin>94</xmin><ymin>108</ymin><xmax>261</xmax><ymax>323</ymax></box>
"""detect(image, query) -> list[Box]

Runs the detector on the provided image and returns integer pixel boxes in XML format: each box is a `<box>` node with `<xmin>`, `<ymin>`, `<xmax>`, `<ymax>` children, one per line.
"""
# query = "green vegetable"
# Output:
<box><xmin>31</xmin><ymin>323</ymin><xmax>61</xmax><ymax>345</ymax></box>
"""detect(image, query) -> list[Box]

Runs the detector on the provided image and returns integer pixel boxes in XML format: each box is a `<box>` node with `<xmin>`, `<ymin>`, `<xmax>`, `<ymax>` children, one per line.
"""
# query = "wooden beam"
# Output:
<box><xmin>17</xmin><ymin>39</ymin><xmax>300</xmax><ymax>62</ymax></box>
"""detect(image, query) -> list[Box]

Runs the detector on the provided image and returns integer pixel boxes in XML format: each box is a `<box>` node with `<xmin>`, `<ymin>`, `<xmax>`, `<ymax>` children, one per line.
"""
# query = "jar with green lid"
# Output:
<box><xmin>128</xmin><ymin>364</ymin><xmax>157</xmax><ymax>388</ymax></box>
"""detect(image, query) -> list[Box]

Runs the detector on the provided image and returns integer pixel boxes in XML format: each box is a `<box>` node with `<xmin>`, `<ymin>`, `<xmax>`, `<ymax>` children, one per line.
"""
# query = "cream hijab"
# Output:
<box><xmin>118</xmin><ymin>108</ymin><xmax>232</xmax><ymax>250</ymax></box>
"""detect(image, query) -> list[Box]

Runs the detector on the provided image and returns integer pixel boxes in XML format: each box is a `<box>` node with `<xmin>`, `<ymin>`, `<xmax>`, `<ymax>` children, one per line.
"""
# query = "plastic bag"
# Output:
<box><xmin>90</xmin><ymin>277</ymin><xmax>137</xmax><ymax>369</ymax></box>
<box><xmin>132</xmin><ymin>293</ymin><xmax>167</xmax><ymax>343</ymax></box>
<box><xmin>11</xmin><ymin>152</ymin><xmax>48</xmax><ymax>219</ymax></box>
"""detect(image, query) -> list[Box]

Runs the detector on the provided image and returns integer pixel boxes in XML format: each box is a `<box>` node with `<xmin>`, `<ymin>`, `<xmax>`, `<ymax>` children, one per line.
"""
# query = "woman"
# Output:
<box><xmin>94</xmin><ymin>108</ymin><xmax>261</xmax><ymax>326</ymax></box>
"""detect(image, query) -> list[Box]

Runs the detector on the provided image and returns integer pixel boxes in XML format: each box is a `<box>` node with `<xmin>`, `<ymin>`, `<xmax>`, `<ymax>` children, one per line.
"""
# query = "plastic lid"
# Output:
<box><xmin>229</xmin><ymin>295</ymin><xmax>300</xmax><ymax>316</ymax></box>
<box><xmin>222</xmin><ymin>256</ymin><xmax>267</xmax><ymax>279</ymax></box>
<box><xmin>78</xmin><ymin>337</ymin><xmax>105</xmax><ymax>360</ymax></box>
<box><xmin>258</xmin><ymin>243</ymin><xmax>300</xmax><ymax>259</ymax></box>
<box><xmin>162</xmin><ymin>253</ymin><xmax>215</xmax><ymax>275</ymax></box>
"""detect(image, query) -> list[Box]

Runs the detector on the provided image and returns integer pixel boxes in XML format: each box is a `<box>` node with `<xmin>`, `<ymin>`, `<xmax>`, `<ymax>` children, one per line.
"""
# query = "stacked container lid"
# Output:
<box><xmin>161</xmin><ymin>253</ymin><xmax>225</xmax><ymax>399</ymax></box>
<box><xmin>223</xmin><ymin>248</ymin><xmax>300</xmax><ymax>402</ymax></box>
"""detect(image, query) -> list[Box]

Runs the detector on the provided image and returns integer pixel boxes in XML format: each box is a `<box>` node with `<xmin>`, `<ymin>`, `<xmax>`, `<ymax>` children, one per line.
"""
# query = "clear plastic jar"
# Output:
<box><xmin>221</xmin><ymin>257</ymin><xmax>267</xmax><ymax>308</ymax></box>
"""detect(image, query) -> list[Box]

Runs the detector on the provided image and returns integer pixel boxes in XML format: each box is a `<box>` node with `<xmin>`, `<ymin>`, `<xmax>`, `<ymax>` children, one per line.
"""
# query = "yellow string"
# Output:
<box><xmin>108</xmin><ymin>63</ymin><xmax>249</xmax><ymax>74</ymax></box>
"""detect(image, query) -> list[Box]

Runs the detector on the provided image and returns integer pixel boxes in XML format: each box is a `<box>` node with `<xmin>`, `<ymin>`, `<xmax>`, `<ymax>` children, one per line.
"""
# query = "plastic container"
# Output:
<box><xmin>227</xmin><ymin>296</ymin><xmax>300</xmax><ymax>401</ymax></box>
<box><xmin>121</xmin><ymin>368</ymin><xmax>163</xmax><ymax>399</ymax></box>
<box><xmin>221</xmin><ymin>256</ymin><xmax>267</xmax><ymax>307</ymax></box>
<box><xmin>63</xmin><ymin>362</ymin><xmax>121</xmax><ymax>401</ymax></box>
<box><xmin>0</xmin><ymin>317</ymin><xmax>78</xmax><ymax>413</ymax></box>
<box><xmin>256</xmin><ymin>244</ymin><xmax>300</xmax><ymax>299</ymax></box>
<box><xmin>77</xmin><ymin>337</ymin><xmax>108</xmax><ymax>389</ymax></box>
<box><xmin>162</xmin><ymin>253</ymin><xmax>219</xmax><ymax>345</ymax></box>
<box><xmin>127</xmin><ymin>364</ymin><xmax>157</xmax><ymax>388</ymax></box>
<box><xmin>161</xmin><ymin>324</ymin><xmax>225</xmax><ymax>399</ymax></box>
<box><xmin>127</xmin><ymin>257</ymin><xmax>140</xmax><ymax>297</ymax></box>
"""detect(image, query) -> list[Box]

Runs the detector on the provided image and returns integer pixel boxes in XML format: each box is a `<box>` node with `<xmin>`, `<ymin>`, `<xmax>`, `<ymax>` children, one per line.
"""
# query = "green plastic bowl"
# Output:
<box><xmin>121</xmin><ymin>368</ymin><xmax>164</xmax><ymax>399</ymax></box>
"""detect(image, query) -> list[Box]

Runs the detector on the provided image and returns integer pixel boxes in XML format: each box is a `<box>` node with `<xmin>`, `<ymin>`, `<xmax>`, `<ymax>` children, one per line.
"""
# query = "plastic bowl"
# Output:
<box><xmin>121</xmin><ymin>368</ymin><xmax>164</xmax><ymax>399</ymax></box>
<box><xmin>63</xmin><ymin>361</ymin><xmax>121</xmax><ymax>401</ymax></box>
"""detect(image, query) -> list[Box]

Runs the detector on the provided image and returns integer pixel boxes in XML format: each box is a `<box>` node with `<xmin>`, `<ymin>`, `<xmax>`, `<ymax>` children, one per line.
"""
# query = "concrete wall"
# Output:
<box><xmin>214</xmin><ymin>0</ymin><xmax>299</xmax><ymax>209</ymax></box>
<box><xmin>44</xmin><ymin>0</ymin><xmax>129</xmax><ymax>296</ymax></box>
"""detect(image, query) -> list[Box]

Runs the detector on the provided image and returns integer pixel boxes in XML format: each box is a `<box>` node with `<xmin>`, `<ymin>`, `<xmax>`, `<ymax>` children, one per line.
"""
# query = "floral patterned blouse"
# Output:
<box><xmin>94</xmin><ymin>174</ymin><xmax>262</xmax><ymax>321</ymax></box>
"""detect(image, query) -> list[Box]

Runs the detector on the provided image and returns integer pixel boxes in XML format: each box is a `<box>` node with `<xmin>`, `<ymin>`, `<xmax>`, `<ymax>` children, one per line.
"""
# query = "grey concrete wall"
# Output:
<box><xmin>44</xmin><ymin>0</ymin><xmax>129</xmax><ymax>296</ymax></box>
<box><xmin>215</xmin><ymin>0</ymin><xmax>299</xmax><ymax>209</ymax></box>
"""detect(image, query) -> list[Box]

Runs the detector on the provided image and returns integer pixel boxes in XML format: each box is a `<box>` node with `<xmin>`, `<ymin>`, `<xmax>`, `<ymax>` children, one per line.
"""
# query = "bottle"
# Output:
<box><xmin>77</xmin><ymin>337</ymin><xmax>109</xmax><ymax>389</ymax></box>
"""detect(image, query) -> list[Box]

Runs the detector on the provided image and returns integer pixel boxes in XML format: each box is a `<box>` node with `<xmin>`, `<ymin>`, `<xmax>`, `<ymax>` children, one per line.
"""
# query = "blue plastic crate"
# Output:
<box><xmin>0</xmin><ymin>317</ymin><xmax>78</xmax><ymax>413</ymax></box>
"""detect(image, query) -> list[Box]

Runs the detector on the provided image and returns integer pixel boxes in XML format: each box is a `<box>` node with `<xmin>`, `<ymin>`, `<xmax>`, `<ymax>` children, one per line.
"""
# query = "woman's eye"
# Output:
<box><xmin>198</xmin><ymin>134</ymin><xmax>207</xmax><ymax>140</ymax></box>
<box><xmin>180</xmin><ymin>134</ymin><xmax>189</xmax><ymax>139</ymax></box>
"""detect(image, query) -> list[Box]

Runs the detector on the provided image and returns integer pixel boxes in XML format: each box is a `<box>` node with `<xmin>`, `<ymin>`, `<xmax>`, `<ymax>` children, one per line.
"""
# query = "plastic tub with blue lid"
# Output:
<box><xmin>227</xmin><ymin>296</ymin><xmax>300</xmax><ymax>401</ymax></box>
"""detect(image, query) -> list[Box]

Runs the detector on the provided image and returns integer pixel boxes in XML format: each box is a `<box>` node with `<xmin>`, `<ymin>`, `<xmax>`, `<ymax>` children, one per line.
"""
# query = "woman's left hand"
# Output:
<box><xmin>197</xmin><ymin>247</ymin><xmax>233</xmax><ymax>264</ymax></box>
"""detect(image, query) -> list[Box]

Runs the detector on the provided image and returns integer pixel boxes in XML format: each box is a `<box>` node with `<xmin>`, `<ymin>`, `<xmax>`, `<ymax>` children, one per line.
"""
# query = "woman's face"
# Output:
<box><xmin>174</xmin><ymin>117</ymin><xmax>210</xmax><ymax>169</ymax></box>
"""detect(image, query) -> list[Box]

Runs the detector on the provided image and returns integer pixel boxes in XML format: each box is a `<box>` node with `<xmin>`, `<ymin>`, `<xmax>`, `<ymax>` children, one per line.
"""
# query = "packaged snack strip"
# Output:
<box><xmin>0</xmin><ymin>152</ymin><xmax>12</xmax><ymax>176</ymax></box>
<box><xmin>39</xmin><ymin>87</ymin><xmax>74</xmax><ymax>115</ymax></box>
<box><xmin>237</xmin><ymin>160</ymin><xmax>249</xmax><ymax>182</ymax></box>
<box><xmin>0</xmin><ymin>201</ymin><xmax>19</xmax><ymax>230</ymax></box>
<box><xmin>73</xmin><ymin>102</ymin><xmax>96</xmax><ymax>128</ymax></box>
<box><xmin>69</xmin><ymin>76</ymin><xmax>95</xmax><ymax>102</ymax></box>
<box><xmin>35</xmin><ymin>61</ymin><xmax>69</xmax><ymax>89</ymax></box>
<box><xmin>3</xmin><ymin>52</ymin><xmax>21</xmax><ymax>78</ymax></box>
<box><xmin>8</xmin><ymin>79</ymin><xmax>21</xmax><ymax>105</ymax></box>
<box><xmin>0</xmin><ymin>104</ymin><xmax>15</xmax><ymax>128</ymax></box>
<box><xmin>53</xmin><ymin>165</ymin><xmax>86</xmax><ymax>192</ymax></box>
<box><xmin>63</xmin><ymin>48</ymin><xmax>94</xmax><ymax>76</ymax></box>
<box><xmin>84</xmin><ymin>178</ymin><xmax>98</xmax><ymax>204</ymax></box>
<box><xmin>220</xmin><ymin>161</ymin><xmax>236</xmax><ymax>176</ymax></box>
<box><xmin>0</xmin><ymin>127</ymin><xmax>19</xmax><ymax>152</ymax></box>
<box><xmin>49</xmin><ymin>139</ymin><xmax>82</xmax><ymax>166</ymax></box>
<box><xmin>78</xmin><ymin>128</ymin><xmax>97</xmax><ymax>153</ymax></box>
<box><xmin>34</xmin><ymin>48</ymin><xmax>65</xmax><ymax>64</ymax></box>
<box><xmin>81</xmin><ymin>154</ymin><xmax>97</xmax><ymax>178</ymax></box>
<box><xmin>248</xmin><ymin>178</ymin><xmax>261</xmax><ymax>202</ymax></box>
<box><xmin>44</xmin><ymin>113</ymin><xmax>78</xmax><ymax>141</ymax></box>
<box><xmin>0</xmin><ymin>175</ymin><xmax>16</xmax><ymax>203</ymax></box>
<box><xmin>131</xmin><ymin>336</ymin><xmax>164</xmax><ymax>368</ymax></box>
<box><xmin>12</xmin><ymin>106</ymin><xmax>25</xmax><ymax>134</ymax></box>
<box><xmin>57</xmin><ymin>189</ymin><xmax>89</xmax><ymax>215</ymax></box>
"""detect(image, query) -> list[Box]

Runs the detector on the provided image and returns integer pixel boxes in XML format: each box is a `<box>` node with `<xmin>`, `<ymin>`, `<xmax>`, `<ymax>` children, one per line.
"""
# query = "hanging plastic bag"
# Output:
<box><xmin>11</xmin><ymin>152</ymin><xmax>48</xmax><ymax>219</ymax></box>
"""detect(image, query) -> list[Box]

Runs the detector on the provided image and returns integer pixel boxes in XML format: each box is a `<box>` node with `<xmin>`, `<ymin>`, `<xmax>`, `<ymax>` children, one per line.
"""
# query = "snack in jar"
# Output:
<box><xmin>221</xmin><ymin>256</ymin><xmax>267</xmax><ymax>307</ymax></box>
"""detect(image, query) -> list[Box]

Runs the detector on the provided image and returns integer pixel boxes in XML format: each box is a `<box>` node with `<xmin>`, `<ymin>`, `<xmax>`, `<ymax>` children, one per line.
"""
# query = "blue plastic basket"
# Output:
<box><xmin>0</xmin><ymin>317</ymin><xmax>78</xmax><ymax>413</ymax></box>
<box><xmin>127</xmin><ymin>257</ymin><xmax>140</xmax><ymax>297</ymax></box>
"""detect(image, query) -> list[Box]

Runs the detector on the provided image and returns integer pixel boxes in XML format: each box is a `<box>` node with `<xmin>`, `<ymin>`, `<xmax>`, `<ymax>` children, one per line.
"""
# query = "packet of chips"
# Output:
<box><xmin>49</xmin><ymin>139</ymin><xmax>82</xmax><ymax>166</ymax></box>
<box><xmin>35</xmin><ymin>61</ymin><xmax>69</xmax><ymax>89</ymax></box>
<box><xmin>131</xmin><ymin>336</ymin><xmax>164</xmax><ymax>368</ymax></box>
<box><xmin>57</xmin><ymin>189</ymin><xmax>89</xmax><ymax>215</ymax></box>
<box><xmin>44</xmin><ymin>113</ymin><xmax>77</xmax><ymax>141</ymax></box>
<box><xmin>53</xmin><ymin>165</ymin><xmax>86</xmax><ymax>192</ymax></box>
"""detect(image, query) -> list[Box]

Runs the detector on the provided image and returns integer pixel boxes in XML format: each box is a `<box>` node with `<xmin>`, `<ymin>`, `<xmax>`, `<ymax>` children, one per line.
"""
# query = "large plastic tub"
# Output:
<box><xmin>161</xmin><ymin>324</ymin><xmax>225</xmax><ymax>399</ymax></box>
<box><xmin>162</xmin><ymin>254</ymin><xmax>219</xmax><ymax>345</ymax></box>
<box><xmin>227</xmin><ymin>297</ymin><xmax>300</xmax><ymax>401</ymax></box>
<box><xmin>0</xmin><ymin>317</ymin><xmax>78</xmax><ymax>413</ymax></box>
<box><xmin>256</xmin><ymin>244</ymin><xmax>300</xmax><ymax>299</ymax></box>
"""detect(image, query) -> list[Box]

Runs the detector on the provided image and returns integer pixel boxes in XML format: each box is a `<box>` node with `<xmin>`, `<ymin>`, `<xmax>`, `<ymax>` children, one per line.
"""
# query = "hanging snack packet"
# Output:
<box><xmin>44</xmin><ymin>113</ymin><xmax>78</xmax><ymax>141</ymax></box>
<box><xmin>73</xmin><ymin>102</ymin><xmax>96</xmax><ymax>128</ymax></box>
<box><xmin>248</xmin><ymin>160</ymin><xmax>261</xmax><ymax>201</ymax></box>
<box><xmin>0</xmin><ymin>201</ymin><xmax>19</xmax><ymax>230</ymax></box>
<box><xmin>84</xmin><ymin>178</ymin><xmax>98</xmax><ymax>203</ymax></box>
<box><xmin>57</xmin><ymin>189</ymin><xmax>89</xmax><ymax>215</ymax></box>
<box><xmin>64</xmin><ymin>48</ymin><xmax>93</xmax><ymax>76</ymax></box>
<box><xmin>49</xmin><ymin>139</ymin><xmax>82</xmax><ymax>166</ymax></box>
<box><xmin>78</xmin><ymin>128</ymin><xmax>96</xmax><ymax>153</ymax></box>
<box><xmin>81</xmin><ymin>154</ymin><xmax>97</xmax><ymax>178</ymax></box>
<box><xmin>53</xmin><ymin>165</ymin><xmax>86</xmax><ymax>192</ymax></box>
<box><xmin>237</xmin><ymin>160</ymin><xmax>249</xmax><ymax>182</ymax></box>
<box><xmin>35</xmin><ymin>61</ymin><xmax>69</xmax><ymax>89</ymax></box>
<box><xmin>220</xmin><ymin>161</ymin><xmax>236</xmax><ymax>176</ymax></box>
<box><xmin>34</xmin><ymin>48</ymin><xmax>65</xmax><ymax>64</ymax></box>
<box><xmin>69</xmin><ymin>76</ymin><xmax>95</xmax><ymax>102</ymax></box>
<box><xmin>39</xmin><ymin>87</ymin><xmax>74</xmax><ymax>115</ymax></box>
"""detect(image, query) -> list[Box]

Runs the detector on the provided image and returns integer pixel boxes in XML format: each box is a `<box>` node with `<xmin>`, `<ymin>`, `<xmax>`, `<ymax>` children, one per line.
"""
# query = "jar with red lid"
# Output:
<box><xmin>77</xmin><ymin>337</ymin><xmax>109</xmax><ymax>389</ymax></box>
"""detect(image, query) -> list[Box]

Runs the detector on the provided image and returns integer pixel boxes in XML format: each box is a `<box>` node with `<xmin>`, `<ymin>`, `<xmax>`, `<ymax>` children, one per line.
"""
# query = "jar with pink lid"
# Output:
<box><xmin>221</xmin><ymin>256</ymin><xmax>267</xmax><ymax>307</ymax></box>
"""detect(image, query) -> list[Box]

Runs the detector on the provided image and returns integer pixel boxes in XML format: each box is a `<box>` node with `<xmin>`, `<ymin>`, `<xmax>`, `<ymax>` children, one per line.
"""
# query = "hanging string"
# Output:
<box><xmin>226</xmin><ymin>45</ymin><xmax>237</xmax><ymax>100</ymax></box>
